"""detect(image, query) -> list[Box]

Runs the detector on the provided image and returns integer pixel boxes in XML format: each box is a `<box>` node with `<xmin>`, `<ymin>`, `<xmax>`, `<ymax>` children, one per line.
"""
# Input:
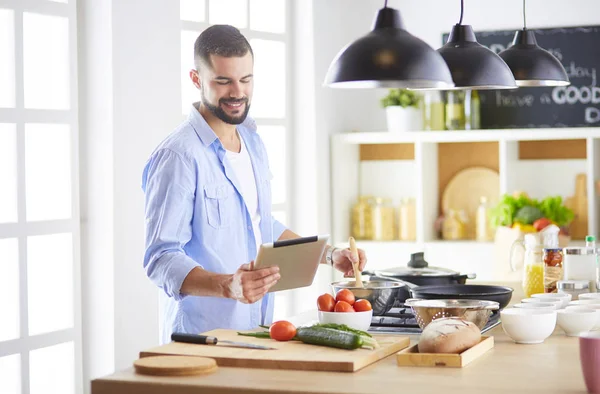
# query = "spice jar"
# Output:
<box><xmin>399</xmin><ymin>198</ymin><xmax>416</xmax><ymax>241</ymax></box>
<box><xmin>542</xmin><ymin>225</ymin><xmax>563</xmax><ymax>293</ymax></box>
<box><xmin>557</xmin><ymin>280</ymin><xmax>590</xmax><ymax>301</ymax></box>
<box><xmin>372</xmin><ymin>197</ymin><xmax>395</xmax><ymax>241</ymax></box>
<box><xmin>351</xmin><ymin>196</ymin><xmax>373</xmax><ymax>240</ymax></box>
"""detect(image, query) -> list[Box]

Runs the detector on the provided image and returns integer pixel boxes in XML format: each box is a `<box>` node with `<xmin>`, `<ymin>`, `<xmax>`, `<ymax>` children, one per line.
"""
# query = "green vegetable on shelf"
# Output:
<box><xmin>514</xmin><ymin>206</ymin><xmax>544</xmax><ymax>225</ymax></box>
<box><xmin>488</xmin><ymin>193</ymin><xmax>574</xmax><ymax>228</ymax></box>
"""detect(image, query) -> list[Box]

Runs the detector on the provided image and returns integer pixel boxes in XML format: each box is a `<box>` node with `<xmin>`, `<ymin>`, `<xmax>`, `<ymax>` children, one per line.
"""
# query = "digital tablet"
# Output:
<box><xmin>253</xmin><ymin>235</ymin><xmax>330</xmax><ymax>293</ymax></box>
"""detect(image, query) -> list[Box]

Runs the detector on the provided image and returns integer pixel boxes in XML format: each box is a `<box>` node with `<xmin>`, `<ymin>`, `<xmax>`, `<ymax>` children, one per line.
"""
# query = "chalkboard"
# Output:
<box><xmin>442</xmin><ymin>26</ymin><xmax>600</xmax><ymax>129</ymax></box>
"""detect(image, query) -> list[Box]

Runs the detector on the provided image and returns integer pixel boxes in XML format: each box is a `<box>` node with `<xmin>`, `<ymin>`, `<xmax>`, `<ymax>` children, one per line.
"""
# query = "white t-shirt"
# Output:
<box><xmin>225</xmin><ymin>133</ymin><xmax>262</xmax><ymax>254</ymax></box>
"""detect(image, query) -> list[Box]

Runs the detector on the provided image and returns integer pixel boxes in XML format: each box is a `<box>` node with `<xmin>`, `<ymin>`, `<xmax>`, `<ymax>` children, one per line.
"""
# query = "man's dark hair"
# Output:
<box><xmin>194</xmin><ymin>25</ymin><xmax>253</xmax><ymax>70</ymax></box>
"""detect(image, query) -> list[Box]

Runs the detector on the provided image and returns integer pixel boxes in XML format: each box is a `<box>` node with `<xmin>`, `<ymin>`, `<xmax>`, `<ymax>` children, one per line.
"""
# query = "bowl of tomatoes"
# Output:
<box><xmin>317</xmin><ymin>289</ymin><xmax>373</xmax><ymax>332</ymax></box>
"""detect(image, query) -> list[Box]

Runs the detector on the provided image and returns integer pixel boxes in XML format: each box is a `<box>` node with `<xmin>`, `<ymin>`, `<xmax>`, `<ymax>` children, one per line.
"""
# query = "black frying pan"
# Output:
<box><xmin>409</xmin><ymin>284</ymin><xmax>514</xmax><ymax>310</ymax></box>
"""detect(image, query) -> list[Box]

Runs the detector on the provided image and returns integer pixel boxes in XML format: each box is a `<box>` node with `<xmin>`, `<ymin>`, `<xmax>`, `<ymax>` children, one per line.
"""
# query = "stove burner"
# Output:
<box><xmin>368</xmin><ymin>304</ymin><xmax>502</xmax><ymax>334</ymax></box>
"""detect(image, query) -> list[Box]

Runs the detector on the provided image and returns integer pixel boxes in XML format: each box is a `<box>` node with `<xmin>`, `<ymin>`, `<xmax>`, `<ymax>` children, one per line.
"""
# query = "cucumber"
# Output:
<box><xmin>295</xmin><ymin>326</ymin><xmax>363</xmax><ymax>350</ymax></box>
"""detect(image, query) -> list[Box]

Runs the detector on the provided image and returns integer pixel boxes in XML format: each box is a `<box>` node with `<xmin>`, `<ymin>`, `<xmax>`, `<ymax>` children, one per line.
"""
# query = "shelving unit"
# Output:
<box><xmin>330</xmin><ymin>127</ymin><xmax>600</xmax><ymax>282</ymax></box>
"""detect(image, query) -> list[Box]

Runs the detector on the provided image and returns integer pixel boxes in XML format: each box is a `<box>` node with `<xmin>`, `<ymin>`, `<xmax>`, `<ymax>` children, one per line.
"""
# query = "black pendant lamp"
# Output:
<box><xmin>437</xmin><ymin>0</ymin><xmax>517</xmax><ymax>90</ymax></box>
<box><xmin>324</xmin><ymin>0</ymin><xmax>454</xmax><ymax>89</ymax></box>
<box><xmin>498</xmin><ymin>0</ymin><xmax>570</xmax><ymax>87</ymax></box>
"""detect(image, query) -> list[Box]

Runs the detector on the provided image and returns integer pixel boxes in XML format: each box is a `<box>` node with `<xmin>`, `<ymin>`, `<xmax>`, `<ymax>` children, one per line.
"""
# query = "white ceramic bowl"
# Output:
<box><xmin>318</xmin><ymin>310</ymin><xmax>373</xmax><ymax>331</ymax></box>
<box><xmin>514</xmin><ymin>302</ymin><xmax>556</xmax><ymax>311</ymax></box>
<box><xmin>566</xmin><ymin>306</ymin><xmax>600</xmax><ymax>330</ymax></box>
<box><xmin>532</xmin><ymin>293</ymin><xmax>572</xmax><ymax>308</ymax></box>
<box><xmin>500</xmin><ymin>308</ymin><xmax>557</xmax><ymax>344</ymax></box>
<box><xmin>556</xmin><ymin>309</ymin><xmax>597</xmax><ymax>337</ymax></box>
<box><xmin>521</xmin><ymin>297</ymin><xmax>563</xmax><ymax>310</ymax></box>
<box><xmin>579</xmin><ymin>293</ymin><xmax>600</xmax><ymax>301</ymax></box>
<box><xmin>568</xmin><ymin>299</ymin><xmax>600</xmax><ymax>307</ymax></box>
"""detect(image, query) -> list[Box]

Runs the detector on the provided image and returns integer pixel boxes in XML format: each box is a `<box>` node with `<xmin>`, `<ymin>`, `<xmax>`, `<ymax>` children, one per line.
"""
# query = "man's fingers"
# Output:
<box><xmin>246</xmin><ymin>266</ymin><xmax>279</xmax><ymax>280</ymax></box>
<box><xmin>247</xmin><ymin>272</ymin><xmax>280</xmax><ymax>291</ymax></box>
<box><xmin>358</xmin><ymin>249</ymin><xmax>367</xmax><ymax>271</ymax></box>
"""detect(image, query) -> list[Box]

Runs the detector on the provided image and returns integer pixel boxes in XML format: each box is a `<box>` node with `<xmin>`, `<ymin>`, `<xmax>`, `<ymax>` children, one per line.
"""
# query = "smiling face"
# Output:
<box><xmin>191</xmin><ymin>52</ymin><xmax>254</xmax><ymax>125</ymax></box>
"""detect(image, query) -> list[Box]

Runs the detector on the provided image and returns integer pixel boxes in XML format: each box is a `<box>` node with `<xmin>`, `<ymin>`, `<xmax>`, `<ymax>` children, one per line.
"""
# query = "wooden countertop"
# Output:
<box><xmin>92</xmin><ymin>325</ymin><xmax>588</xmax><ymax>394</ymax></box>
<box><xmin>91</xmin><ymin>283</ymin><xmax>589</xmax><ymax>393</ymax></box>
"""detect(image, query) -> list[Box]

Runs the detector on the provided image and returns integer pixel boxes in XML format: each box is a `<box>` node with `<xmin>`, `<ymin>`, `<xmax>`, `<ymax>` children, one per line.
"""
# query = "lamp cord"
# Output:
<box><xmin>459</xmin><ymin>0</ymin><xmax>464</xmax><ymax>25</ymax></box>
<box><xmin>523</xmin><ymin>0</ymin><xmax>527</xmax><ymax>29</ymax></box>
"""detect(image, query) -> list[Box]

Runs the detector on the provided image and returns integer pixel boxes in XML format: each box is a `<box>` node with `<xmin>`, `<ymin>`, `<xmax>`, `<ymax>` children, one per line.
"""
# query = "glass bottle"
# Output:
<box><xmin>422</xmin><ymin>91</ymin><xmax>445</xmax><ymax>131</ymax></box>
<box><xmin>511</xmin><ymin>233</ymin><xmax>544</xmax><ymax>298</ymax></box>
<box><xmin>445</xmin><ymin>91</ymin><xmax>466</xmax><ymax>130</ymax></box>
<box><xmin>476</xmin><ymin>196</ymin><xmax>490</xmax><ymax>242</ymax></box>
<box><xmin>542</xmin><ymin>225</ymin><xmax>563</xmax><ymax>293</ymax></box>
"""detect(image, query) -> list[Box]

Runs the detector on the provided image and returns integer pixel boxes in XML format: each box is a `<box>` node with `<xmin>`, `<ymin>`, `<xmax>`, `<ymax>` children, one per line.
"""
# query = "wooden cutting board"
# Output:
<box><xmin>140</xmin><ymin>329</ymin><xmax>410</xmax><ymax>373</ymax></box>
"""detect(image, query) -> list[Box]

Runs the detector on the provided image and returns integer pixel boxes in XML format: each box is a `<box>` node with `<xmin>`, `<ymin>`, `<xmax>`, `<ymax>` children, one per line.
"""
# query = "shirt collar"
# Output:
<box><xmin>188</xmin><ymin>102</ymin><xmax>257</xmax><ymax>147</ymax></box>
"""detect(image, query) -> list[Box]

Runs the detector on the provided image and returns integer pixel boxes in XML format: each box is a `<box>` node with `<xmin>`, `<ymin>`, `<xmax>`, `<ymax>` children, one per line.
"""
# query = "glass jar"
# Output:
<box><xmin>557</xmin><ymin>280</ymin><xmax>590</xmax><ymax>301</ymax></box>
<box><xmin>351</xmin><ymin>196</ymin><xmax>373</xmax><ymax>240</ymax></box>
<box><xmin>442</xmin><ymin>209</ymin><xmax>467</xmax><ymax>240</ymax></box>
<box><xmin>422</xmin><ymin>91</ymin><xmax>445</xmax><ymax>131</ymax></box>
<box><xmin>475</xmin><ymin>196</ymin><xmax>490</xmax><ymax>242</ymax></box>
<box><xmin>543</xmin><ymin>248</ymin><xmax>564</xmax><ymax>293</ymax></box>
<box><xmin>464</xmin><ymin>90</ymin><xmax>481</xmax><ymax>130</ymax></box>
<box><xmin>372</xmin><ymin>197</ymin><xmax>395</xmax><ymax>241</ymax></box>
<box><xmin>399</xmin><ymin>198</ymin><xmax>416</xmax><ymax>241</ymax></box>
<box><xmin>445</xmin><ymin>91</ymin><xmax>466</xmax><ymax>130</ymax></box>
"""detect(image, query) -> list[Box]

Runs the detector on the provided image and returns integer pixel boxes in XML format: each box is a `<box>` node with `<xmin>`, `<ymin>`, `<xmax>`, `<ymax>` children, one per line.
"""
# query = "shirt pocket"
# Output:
<box><xmin>204</xmin><ymin>183</ymin><xmax>235</xmax><ymax>229</ymax></box>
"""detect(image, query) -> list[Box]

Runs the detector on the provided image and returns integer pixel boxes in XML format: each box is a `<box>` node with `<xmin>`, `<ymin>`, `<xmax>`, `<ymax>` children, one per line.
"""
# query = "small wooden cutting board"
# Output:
<box><xmin>133</xmin><ymin>355</ymin><xmax>218</xmax><ymax>376</ymax></box>
<box><xmin>140</xmin><ymin>329</ymin><xmax>410</xmax><ymax>373</ymax></box>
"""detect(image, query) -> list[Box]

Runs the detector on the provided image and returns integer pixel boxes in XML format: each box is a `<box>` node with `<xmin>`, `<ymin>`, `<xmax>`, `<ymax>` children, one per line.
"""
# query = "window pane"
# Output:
<box><xmin>25</xmin><ymin>124</ymin><xmax>72</xmax><ymax>221</ymax></box>
<box><xmin>209</xmin><ymin>0</ymin><xmax>247</xmax><ymax>28</ymax></box>
<box><xmin>258</xmin><ymin>125</ymin><xmax>286</xmax><ymax>204</ymax></box>
<box><xmin>250</xmin><ymin>0</ymin><xmax>285</xmax><ymax>33</ymax></box>
<box><xmin>181</xmin><ymin>30</ymin><xmax>201</xmax><ymax>115</ymax></box>
<box><xmin>30</xmin><ymin>342</ymin><xmax>74</xmax><ymax>394</ymax></box>
<box><xmin>28</xmin><ymin>233</ymin><xmax>73</xmax><ymax>336</ymax></box>
<box><xmin>249</xmin><ymin>39</ymin><xmax>285</xmax><ymax>118</ymax></box>
<box><xmin>0</xmin><ymin>238</ymin><xmax>19</xmax><ymax>342</ymax></box>
<box><xmin>180</xmin><ymin>0</ymin><xmax>205</xmax><ymax>21</ymax></box>
<box><xmin>0</xmin><ymin>124</ymin><xmax>18</xmax><ymax>223</ymax></box>
<box><xmin>23</xmin><ymin>13</ymin><xmax>69</xmax><ymax>110</ymax></box>
<box><xmin>0</xmin><ymin>354</ymin><xmax>21</xmax><ymax>394</ymax></box>
<box><xmin>272</xmin><ymin>210</ymin><xmax>286</xmax><ymax>226</ymax></box>
<box><xmin>0</xmin><ymin>9</ymin><xmax>15</xmax><ymax>108</ymax></box>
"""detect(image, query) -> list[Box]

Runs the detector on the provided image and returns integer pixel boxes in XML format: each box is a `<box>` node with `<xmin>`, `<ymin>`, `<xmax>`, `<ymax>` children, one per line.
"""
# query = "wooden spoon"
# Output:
<box><xmin>348</xmin><ymin>237</ymin><xmax>364</xmax><ymax>288</ymax></box>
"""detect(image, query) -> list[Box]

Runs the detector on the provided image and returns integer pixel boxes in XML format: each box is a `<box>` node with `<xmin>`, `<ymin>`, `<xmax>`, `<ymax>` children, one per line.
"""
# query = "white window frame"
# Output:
<box><xmin>0</xmin><ymin>0</ymin><xmax>82</xmax><ymax>393</ymax></box>
<box><xmin>179</xmin><ymin>0</ymin><xmax>293</xmax><ymax>229</ymax></box>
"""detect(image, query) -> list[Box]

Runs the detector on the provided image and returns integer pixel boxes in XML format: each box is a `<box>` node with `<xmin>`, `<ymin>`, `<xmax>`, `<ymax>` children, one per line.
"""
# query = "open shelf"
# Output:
<box><xmin>330</xmin><ymin>127</ymin><xmax>600</xmax><ymax>282</ymax></box>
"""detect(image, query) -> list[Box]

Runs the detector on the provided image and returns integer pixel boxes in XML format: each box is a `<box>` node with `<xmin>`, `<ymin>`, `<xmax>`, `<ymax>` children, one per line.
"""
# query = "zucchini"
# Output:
<box><xmin>311</xmin><ymin>323</ymin><xmax>372</xmax><ymax>338</ymax></box>
<box><xmin>295</xmin><ymin>326</ymin><xmax>363</xmax><ymax>350</ymax></box>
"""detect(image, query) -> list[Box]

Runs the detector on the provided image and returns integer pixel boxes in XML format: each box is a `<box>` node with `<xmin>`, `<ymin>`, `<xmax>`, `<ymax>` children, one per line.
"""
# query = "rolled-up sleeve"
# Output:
<box><xmin>142</xmin><ymin>148</ymin><xmax>199</xmax><ymax>301</ymax></box>
<box><xmin>271</xmin><ymin>217</ymin><xmax>287</xmax><ymax>241</ymax></box>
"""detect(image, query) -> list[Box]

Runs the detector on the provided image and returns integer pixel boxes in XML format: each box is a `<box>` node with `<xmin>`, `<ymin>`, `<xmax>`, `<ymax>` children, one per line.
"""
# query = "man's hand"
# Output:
<box><xmin>332</xmin><ymin>248</ymin><xmax>367</xmax><ymax>277</ymax></box>
<box><xmin>226</xmin><ymin>262</ymin><xmax>280</xmax><ymax>304</ymax></box>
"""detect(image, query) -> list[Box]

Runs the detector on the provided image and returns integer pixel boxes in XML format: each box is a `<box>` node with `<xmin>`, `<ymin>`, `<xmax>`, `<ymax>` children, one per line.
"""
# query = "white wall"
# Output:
<box><xmin>79</xmin><ymin>0</ymin><xmax>181</xmax><ymax>388</ymax></box>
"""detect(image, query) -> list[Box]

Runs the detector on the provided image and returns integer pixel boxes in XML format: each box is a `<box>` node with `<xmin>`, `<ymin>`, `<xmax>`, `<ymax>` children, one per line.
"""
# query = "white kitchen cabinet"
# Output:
<box><xmin>330</xmin><ymin>128</ymin><xmax>600</xmax><ymax>283</ymax></box>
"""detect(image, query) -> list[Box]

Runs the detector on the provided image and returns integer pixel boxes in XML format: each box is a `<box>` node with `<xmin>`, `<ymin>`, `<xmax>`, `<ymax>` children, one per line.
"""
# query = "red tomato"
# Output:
<box><xmin>317</xmin><ymin>293</ymin><xmax>336</xmax><ymax>312</ymax></box>
<box><xmin>335</xmin><ymin>289</ymin><xmax>356</xmax><ymax>305</ymax></box>
<box><xmin>269</xmin><ymin>321</ymin><xmax>297</xmax><ymax>341</ymax></box>
<box><xmin>354</xmin><ymin>299</ymin><xmax>373</xmax><ymax>312</ymax></box>
<box><xmin>334</xmin><ymin>301</ymin><xmax>355</xmax><ymax>312</ymax></box>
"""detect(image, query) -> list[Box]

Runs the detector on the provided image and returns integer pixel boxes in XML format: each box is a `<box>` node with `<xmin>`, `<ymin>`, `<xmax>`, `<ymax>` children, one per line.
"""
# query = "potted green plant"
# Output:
<box><xmin>380</xmin><ymin>89</ymin><xmax>423</xmax><ymax>132</ymax></box>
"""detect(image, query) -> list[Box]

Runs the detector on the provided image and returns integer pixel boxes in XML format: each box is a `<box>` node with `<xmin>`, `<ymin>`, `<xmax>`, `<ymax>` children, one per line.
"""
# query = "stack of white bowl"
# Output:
<box><xmin>501</xmin><ymin>292</ymin><xmax>600</xmax><ymax>344</ymax></box>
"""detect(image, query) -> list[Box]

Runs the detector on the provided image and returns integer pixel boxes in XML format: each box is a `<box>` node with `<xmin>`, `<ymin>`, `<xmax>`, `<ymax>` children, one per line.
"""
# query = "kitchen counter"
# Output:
<box><xmin>91</xmin><ymin>284</ymin><xmax>589</xmax><ymax>394</ymax></box>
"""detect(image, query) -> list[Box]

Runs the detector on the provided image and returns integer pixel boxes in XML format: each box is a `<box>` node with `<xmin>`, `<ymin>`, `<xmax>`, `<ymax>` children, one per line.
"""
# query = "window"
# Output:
<box><xmin>179</xmin><ymin>0</ymin><xmax>292</xmax><ymax>319</ymax></box>
<box><xmin>0</xmin><ymin>1</ymin><xmax>82</xmax><ymax>393</ymax></box>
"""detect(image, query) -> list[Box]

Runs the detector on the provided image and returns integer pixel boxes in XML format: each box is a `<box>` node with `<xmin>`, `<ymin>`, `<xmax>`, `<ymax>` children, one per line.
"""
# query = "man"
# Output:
<box><xmin>142</xmin><ymin>24</ymin><xmax>367</xmax><ymax>344</ymax></box>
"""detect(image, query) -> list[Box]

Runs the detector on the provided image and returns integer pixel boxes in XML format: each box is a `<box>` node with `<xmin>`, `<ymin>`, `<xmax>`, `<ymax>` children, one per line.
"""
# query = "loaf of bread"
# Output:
<box><xmin>417</xmin><ymin>317</ymin><xmax>481</xmax><ymax>354</ymax></box>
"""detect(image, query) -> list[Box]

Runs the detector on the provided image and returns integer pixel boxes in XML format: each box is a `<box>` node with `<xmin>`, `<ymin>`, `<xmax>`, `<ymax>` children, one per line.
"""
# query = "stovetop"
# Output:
<box><xmin>367</xmin><ymin>304</ymin><xmax>502</xmax><ymax>335</ymax></box>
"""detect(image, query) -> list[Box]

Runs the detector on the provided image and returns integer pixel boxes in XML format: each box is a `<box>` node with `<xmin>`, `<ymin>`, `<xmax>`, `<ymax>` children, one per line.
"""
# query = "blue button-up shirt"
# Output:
<box><xmin>142</xmin><ymin>104</ymin><xmax>287</xmax><ymax>344</ymax></box>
